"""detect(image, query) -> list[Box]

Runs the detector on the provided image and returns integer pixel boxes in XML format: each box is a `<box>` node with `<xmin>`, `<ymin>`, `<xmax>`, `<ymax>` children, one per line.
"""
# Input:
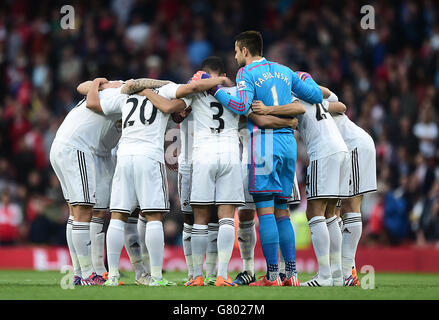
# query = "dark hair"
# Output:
<box><xmin>201</xmin><ymin>56</ymin><xmax>226</xmax><ymax>75</ymax></box>
<box><xmin>234</xmin><ymin>31</ymin><xmax>263</xmax><ymax>56</ymax></box>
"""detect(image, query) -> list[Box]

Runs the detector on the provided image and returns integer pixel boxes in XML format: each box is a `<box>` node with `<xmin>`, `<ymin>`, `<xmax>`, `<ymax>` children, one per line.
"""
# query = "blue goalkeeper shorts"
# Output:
<box><xmin>248</xmin><ymin>131</ymin><xmax>297</xmax><ymax>209</ymax></box>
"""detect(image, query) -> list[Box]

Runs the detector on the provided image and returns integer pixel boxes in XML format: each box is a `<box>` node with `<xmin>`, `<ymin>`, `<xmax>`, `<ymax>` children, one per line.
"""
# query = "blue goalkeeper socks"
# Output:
<box><xmin>276</xmin><ymin>215</ymin><xmax>296</xmax><ymax>278</ymax></box>
<box><xmin>258</xmin><ymin>213</ymin><xmax>279</xmax><ymax>281</ymax></box>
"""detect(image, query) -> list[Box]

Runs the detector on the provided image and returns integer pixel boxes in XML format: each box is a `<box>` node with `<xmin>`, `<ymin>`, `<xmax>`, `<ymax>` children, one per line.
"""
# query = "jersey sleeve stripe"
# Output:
<box><xmin>248</xmin><ymin>62</ymin><xmax>278</xmax><ymax>71</ymax></box>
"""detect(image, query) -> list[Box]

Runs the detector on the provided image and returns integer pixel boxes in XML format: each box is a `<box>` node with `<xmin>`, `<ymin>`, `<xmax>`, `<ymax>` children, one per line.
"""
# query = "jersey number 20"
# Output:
<box><xmin>123</xmin><ymin>97</ymin><xmax>157</xmax><ymax>128</ymax></box>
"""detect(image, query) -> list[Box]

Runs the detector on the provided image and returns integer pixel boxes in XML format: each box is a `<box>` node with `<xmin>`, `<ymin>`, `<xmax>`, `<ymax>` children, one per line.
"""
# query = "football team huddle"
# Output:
<box><xmin>50</xmin><ymin>30</ymin><xmax>377</xmax><ymax>287</ymax></box>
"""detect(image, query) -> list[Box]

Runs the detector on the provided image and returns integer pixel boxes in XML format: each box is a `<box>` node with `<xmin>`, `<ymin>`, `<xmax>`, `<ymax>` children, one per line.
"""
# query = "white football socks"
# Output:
<box><xmin>191</xmin><ymin>224</ymin><xmax>208</xmax><ymax>278</ymax></box>
<box><xmin>124</xmin><ymin>217</ymin><xmax>146</xmax><ymax>280</ymax></box>
<box><xmin>72</xmin><ymin>221</ymin><xmax>94</xmax><ymax>279</ymax></box>
<box><xmin>90</xmin><ymin>216</ymin><xmax>106</xmax><ymax>275</ymax></box>
<box><xmin>326</xmin><ymin>215</ymin><xmax>342</xmax><ymax>280</ymax></box>
<box><xmin>137</xmin><ymin>216</ymin><xmax>151</xmax><ymax>274</ymax></box>
<box><xmin>237</xmin><ymin>219</ymin><xmax>256</xmax><ymax>276</ymax></box>
<box><xmin>106</xmin><ymin>219</ymin><xmax>125</xmax><ymax>278</ymax></box>
<box><xmin>217</xmin><ymin>218</ymin><xmax>235</xmax><ymax>279</ymax></box>
<box><xmin>308</xmin><ymin>216</ymin><xmax>331</xmax><ymax>279</ymax></box>
<box><xmin>182</xmin><ymin>223</ymin><xmax>194</xmax><ymax>279</ymax></box>
<box><xmin>342</xmin><ymin>212</ymin><xmax>362</xmax><ymax>278</ymax></box>
<box><xmin>206</xmin><ymin>223</ymin><xmax>219</xmax><ymax>277</ymax></box>
<box><xmin>145</xmin><ymin>220</ymin><xmax>164</xmax><ymax>280</ymax></box>
<box><xmin>66</xmin><ymin>216</ymin><xmax>82</xmax><ymax>277</ymax></box>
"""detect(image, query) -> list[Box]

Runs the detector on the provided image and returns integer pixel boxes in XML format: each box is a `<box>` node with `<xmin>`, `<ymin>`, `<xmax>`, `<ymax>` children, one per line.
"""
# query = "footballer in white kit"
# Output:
<box><xmin>50</xmin><ymin>87</ymin><xmax>121</xmax><ymax>208</ymax></box>
<box><xmin>100</xmin><ymin>85</ymin><xmax>183</xmax><ymax>214</ymax></box>
<box><xmin>186</xmin><ymin>86</ymin><xmax>245</xmax><ymax>207</ymax></box>
<box><xmin>87</xmin><ymin>82</ymin><xmax>189</xmax><ymax>287</ymax></box>
<box><xmin>295</xmin><ymin>99</ymin><xmax>351</xmax><ymax>200</ymax></box>
<box><xmin>50</xmin><ymin>79</ymin><xmax>124</xmax><ymax>285</ymax></box>
<box><xmin>332</xmin><ymin>113</ymin><xmax>377</xmax><ymax>197</ymax></box>
<box><xmin>321</xmin><ymin>85</ymin><xmax>377</xmax><ymax>286</ymax></box>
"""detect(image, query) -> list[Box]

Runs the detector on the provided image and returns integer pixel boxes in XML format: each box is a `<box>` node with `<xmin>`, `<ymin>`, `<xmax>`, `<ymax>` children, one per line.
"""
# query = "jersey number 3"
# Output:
<box><xmin>123</xmin><ymin>97</ymin><xmax>157</xmax><ymax>128</ymax></box>
<box><xmin>210</xmin><ymin>102</ymin><xmax>224</xmax><ymax>131</ymax></box>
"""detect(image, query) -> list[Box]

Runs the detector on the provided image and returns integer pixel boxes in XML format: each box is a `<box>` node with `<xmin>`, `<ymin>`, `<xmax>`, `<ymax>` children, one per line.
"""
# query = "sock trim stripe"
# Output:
<box><xmin>191</xmin><ymin>230</ymin><xmax>208</xmax><ymax>235</ymax></box>
<box><xmin>72</xmin><ymin>225</ymin><xmax>90</xmax><ymax>230</ymax></box>
<box><xmin>219</xmin><ymin>220</ymin><xmax>235</xmax><ymax>227</ymax></box>
<box><xmin>127</xmin><ymin>217</ymin><xmax>138</xmax><ymax>224</ymax></box>
<box><xmin>308</xmin><ymin>218</ymin><xmax>326</xmax><ymax>227</ymax></box>
<box><xmin>343</xmin><ymin>218</ymin><xmax>362</xmax><ymax>224</ymax></box>
<box><xmin>183</xmin><ymin>226</ymin><xmax>192</xmax><ymax>233</ymax></box>
<box><xmin>90</xmin><ymin>217</ymin><xmax>105</xmax><ymax>224</ymax></box>
<box><xmin>326</xmin><ymin>217</ymin><xmax>338</xmax><ymax>227</ymax></box>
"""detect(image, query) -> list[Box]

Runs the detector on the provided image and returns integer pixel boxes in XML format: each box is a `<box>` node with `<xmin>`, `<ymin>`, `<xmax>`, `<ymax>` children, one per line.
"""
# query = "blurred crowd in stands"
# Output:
<box><xmin>0</xmin><ymin>0</ymin><xmax>438</xmax><ymax>247</ymax></box>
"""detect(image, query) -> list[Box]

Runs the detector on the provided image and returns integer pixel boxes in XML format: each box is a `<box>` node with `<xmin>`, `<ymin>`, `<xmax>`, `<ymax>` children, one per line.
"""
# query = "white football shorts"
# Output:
<box><xmin>110</xmin><ymin>155</ymin><xmax>169</xmax><ymax>214</ymax></box>
<box><xmin>50</xmin><ymin>141</ymin><xmax>96</xmax><ymax>206</ymax></box>
<box><xmin>306</xmin><ymin>151</ymin><xmax>351</xmax><ymax>200</ymax></box>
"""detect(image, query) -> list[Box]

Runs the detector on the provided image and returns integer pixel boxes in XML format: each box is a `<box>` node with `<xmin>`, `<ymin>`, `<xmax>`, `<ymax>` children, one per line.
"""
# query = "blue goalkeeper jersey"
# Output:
<box><xmin>214</xmin><ymin>57</ymin><xmax>323</xmax><ymax>134</ymax></box>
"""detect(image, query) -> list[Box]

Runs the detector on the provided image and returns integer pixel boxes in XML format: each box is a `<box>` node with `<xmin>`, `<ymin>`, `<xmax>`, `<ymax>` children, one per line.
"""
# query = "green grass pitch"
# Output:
<box><xmin>1</xmin><ymin>270</ymin><xmax>438</xmax><ymax>300</ymax></box>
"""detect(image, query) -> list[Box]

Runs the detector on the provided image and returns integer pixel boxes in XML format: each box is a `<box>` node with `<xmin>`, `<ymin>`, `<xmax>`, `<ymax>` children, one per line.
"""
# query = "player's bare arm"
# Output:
<box><xmin>251</xmin><ymin>100</ymin><xmax>306</xmax><ymax>116</ymax></box>
<box><xmin>121</xmin><ymin>78</ymin><xmax>172</xmax><ymax>95</ymax></box>
<box><xmin>175</xmin><ymin>76</ymin><xmax>231</xmax><ymax>98</ymax></box>
<box><xmin>248</xmin><ymin>113</ymin><xmax>298</xmax><ymax>129</ymax></box>
<box><xmin>171</xmin><ymin>106</ymin><xmax>192</xmax><ymax>124</ymax></box>
<box><xmin>85</xmin><ymin>77</ymin><xmax>108</xmax><ymax>112</ymax></box>
<box><xmin>77</xmin><ymin>79</ymin><xmax>122</xmax><ymax>95</ymax></box>
<box><xmin>139</xmin><ymin>88</ymin><xmax>187</xmax><ymax>114</ymax></box>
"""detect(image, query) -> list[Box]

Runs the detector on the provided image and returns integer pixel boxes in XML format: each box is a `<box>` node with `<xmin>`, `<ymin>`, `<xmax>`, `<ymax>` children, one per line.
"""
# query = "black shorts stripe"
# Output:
<box><xmin>307</xmin><ymin>195</ymin><xmax>351</xmax><ymax>200</ymax></box>
<box><xmin>70</xmin><ymin>201</ymin><xmax>95</xmax><ymax>206</ymax></box>
<box><xmin>349</xmin><ymin>189</ymin><xmax>377</xmax><ymax>197</ymax></box>
<box><xmin>314</xmin><ymin>160</ymin><xmax>318</xmax><ymax>197</ymax></box>
<box><xmin>178</xmin><ymin>173</ymin><xmax>182</xmax><ymax>200</ymax></box>
<box><xmin>190</xmin><ymin>201</ymin><xmax>215</xmax><ymax>206</ymax></box>
<box><xmin>110</xmin><ymin>208</ymin><xmax>131</xmax><ymax>213</ymax></box>
<box><xmin>140</xmin><ymin>208</ymin><xmax>170</xmax><ymax>213</ymax></box>
<box><xmin>79</xmin><ymin>152</ymin><xmax>89</xmax><ymax>203</ymax></box>
<box><xmin>93</xmin><ymin>207</ymin><xmax>109</xmax><ymax>211</ymax></box>
<box><xmin>189</xmin><ymin>164</ymin><xmax>193</xmax><ymax>204</ymax></box>
<box><xmin>77</xmin><ymin>151</ymin><xmax>88</xmax><ymax>203</ymax></box>
<box><xmin>214</xmin><ymin>201</ymin><xmax>246</xmax><ymax>206</ymax></box>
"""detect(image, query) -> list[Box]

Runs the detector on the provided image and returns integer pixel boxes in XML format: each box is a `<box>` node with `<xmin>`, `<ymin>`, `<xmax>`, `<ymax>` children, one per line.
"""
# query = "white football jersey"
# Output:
<box><xmin>53</xmin><ymin>87</ymin><xmax>122</xmax><ymax>156</ymax></box>
<box><xmin>184</xmin><ymin>87</ymin><xmax>240</xmax><ymax>151</ymax></box>
<box><xmin>178</xmin><ymin>111</ymin><xmax>194</xmax><ymax>166</ymax></box>
<box><xmin>100</xmin><ymin>83</ymin><xmax>188</xmax><ymax>163</ymax></box>
<box><xmin>296</xmin><ymin>99</ymin><xmax>348</xmax><ymax>161</ymax></box>
<box><xmin>332</xmin><ymin>113</ymin><xmax>374</xmax><ymax>151</ymax></box>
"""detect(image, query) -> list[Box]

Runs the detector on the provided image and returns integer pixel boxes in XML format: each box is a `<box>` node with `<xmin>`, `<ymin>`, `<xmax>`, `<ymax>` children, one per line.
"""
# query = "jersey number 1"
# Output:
<box><xmin>123</xmin><ymin>97</ymin><xmax>157</xmax><ymax>128</ymax></box>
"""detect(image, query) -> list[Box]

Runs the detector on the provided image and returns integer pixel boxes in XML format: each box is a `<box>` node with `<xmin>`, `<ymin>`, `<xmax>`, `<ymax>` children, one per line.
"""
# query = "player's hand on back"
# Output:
<box><xmin>251</xmin><ymin>100</ymin><xmax>270</xmax><ymax>115</ymax></box>
<box><xmin>289</xmin><ymin>117</ymin><xmax>299</xmax><ymax>130</ymax></box>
